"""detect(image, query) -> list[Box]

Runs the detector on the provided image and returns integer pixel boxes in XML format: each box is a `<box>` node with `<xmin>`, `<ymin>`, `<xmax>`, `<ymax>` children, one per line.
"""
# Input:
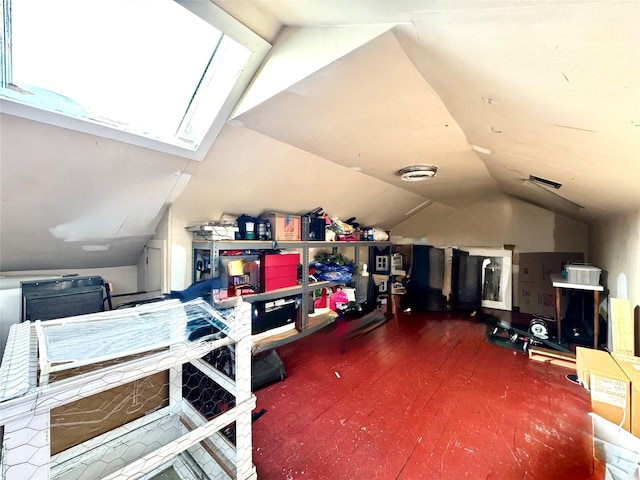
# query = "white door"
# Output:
<box><xmin>144</xmin><ymin>240</ymin><xmax>165</xmax><ymax>293</ymax></box>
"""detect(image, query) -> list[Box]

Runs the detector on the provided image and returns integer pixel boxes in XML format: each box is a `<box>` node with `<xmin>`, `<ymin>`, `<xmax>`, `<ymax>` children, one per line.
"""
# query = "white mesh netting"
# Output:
<box><xmin>0</xmin><ymin>299</ymin><xmax>256</xmax><ymax>480</ymax></box>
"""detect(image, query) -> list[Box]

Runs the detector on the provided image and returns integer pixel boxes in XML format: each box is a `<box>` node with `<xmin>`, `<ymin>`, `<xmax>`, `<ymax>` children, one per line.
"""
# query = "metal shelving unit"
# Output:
<box><xmin>192</xmin><ymin>239</ymin><xmax>391</xmax><ymax>351</ymax></box>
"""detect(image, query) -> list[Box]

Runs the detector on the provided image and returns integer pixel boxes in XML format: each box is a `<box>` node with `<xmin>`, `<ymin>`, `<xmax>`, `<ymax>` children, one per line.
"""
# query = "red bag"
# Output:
<box><xmin>329</xmin><ymin>289</ymin><xmax>349</xmax><ymax>312</ymax></box>
<box><xmin>314</xmin><ymin>288</ymin><xmax>329</xmax><ymax>308</ymax></box>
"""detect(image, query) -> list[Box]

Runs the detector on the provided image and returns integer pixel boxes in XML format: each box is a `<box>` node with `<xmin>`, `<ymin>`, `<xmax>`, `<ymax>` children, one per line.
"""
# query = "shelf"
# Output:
<box><xmin>193</xmin><ymin>238</ymin><xmax>391</xmax><ymax>347</ymax></box>
<box><xmin>193</xmin><ymin>239</ymin><xmax>392</xmax><ymax>250</ymax></box>
<box><xmin>241</xmin><ymin>285</ymin><xmax>303</xmax><ymax>303</ymax></box>
<box><xmin>240</xmin><ymin>281</ymin><xmax>339</xmax><ymax>303</ymax></box>
<box><xmin>251</xmin><ymin>310</ymin><xmax>338</xmax><ymax>354</ymax></box>
<box><xmin>550</xmin><ymin>274</ymin><xmax>604</xmax><ymax>291</ymax></box>
<box><xmin>193</xmin><ymin>240</ymin><xmax>278</xmax><ymax>250</ymax></box>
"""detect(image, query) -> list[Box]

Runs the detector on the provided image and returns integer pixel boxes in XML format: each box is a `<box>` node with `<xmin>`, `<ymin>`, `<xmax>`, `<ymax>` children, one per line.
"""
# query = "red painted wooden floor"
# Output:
<box><xmin>251</xmin><ymin>310</ymin><xmax>604</xmax><ymax>480</ymax></box>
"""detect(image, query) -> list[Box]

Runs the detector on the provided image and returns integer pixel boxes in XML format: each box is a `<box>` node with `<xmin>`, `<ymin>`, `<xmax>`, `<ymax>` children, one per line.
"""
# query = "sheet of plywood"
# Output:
<box><xmin>611</xmin><ymin>298</ymin><xmax>634</xmax><ymax>356</ymax></box>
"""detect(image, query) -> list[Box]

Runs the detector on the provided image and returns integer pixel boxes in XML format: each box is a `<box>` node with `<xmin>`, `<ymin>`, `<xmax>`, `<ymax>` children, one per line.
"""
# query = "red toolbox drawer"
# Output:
<box><xmin>261</xmin><ymin>252</ymin><xmax>300</xmax><ymax>292</ymax></box>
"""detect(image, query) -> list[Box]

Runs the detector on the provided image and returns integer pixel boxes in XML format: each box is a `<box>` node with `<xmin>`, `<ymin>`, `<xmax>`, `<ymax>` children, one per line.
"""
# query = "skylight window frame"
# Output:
<box><xmin>1</xmin><ymin>0</ymin><xmax>11</xmax><ymax>88</ymax></box>
<box><xmin>0</xmin><ymin>0</ymin><xmax>270</xmax><ymax>160</ymax></box>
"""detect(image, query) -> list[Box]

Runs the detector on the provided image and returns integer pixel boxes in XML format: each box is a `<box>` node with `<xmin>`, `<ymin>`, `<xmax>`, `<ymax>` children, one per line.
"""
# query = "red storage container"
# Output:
<box><xmin>261</xmin><ymin>252</ymin><xmax>300</xmax><ymax>292</ymax></box>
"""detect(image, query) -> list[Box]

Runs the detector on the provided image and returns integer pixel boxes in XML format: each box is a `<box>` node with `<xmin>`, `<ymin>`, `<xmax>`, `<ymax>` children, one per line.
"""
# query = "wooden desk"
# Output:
<box><xmin>550</xmin><ymin>274</ymin><xmax>604</xmax><ymax>348</ymax></box>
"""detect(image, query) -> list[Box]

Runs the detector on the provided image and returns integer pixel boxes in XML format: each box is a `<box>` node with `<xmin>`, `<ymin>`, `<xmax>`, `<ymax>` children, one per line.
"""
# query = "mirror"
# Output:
<box><xmin>465</xmin><ymin>248</ymin><xmax>512</xmax><ymax>311</ymax></box>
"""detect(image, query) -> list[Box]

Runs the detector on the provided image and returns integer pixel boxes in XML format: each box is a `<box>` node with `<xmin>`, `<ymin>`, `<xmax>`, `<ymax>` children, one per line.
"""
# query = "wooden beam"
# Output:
<box><xmin>528</xmin><ymin>346</ymin><xmax>576</xmax><ymax>369</ymax></box>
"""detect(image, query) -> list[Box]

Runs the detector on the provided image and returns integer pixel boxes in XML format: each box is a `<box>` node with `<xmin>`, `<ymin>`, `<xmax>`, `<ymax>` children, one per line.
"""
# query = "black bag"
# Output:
<box><xmin>252</xmin><ymin>349</ymin><xmax>286</xmax><ymax>391</ymax></box>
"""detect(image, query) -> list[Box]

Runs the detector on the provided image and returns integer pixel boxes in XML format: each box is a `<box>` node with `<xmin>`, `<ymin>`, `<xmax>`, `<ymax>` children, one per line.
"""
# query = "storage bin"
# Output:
<box><xmin>260</xmin><ymin>252</ymin><xmax>300</xmax><ymax>292</ymax></box>
<box><xmin>302</xmin><ymin>215</ymin><xmax>326</xmax><ymax>241</ymax></box>
<box><xmin>251</xmin><ymin>295</ymin><xmax>301</xmax><ymax>334</ymax></box>
<box><xmin>566</xmin><ymin>264</ymin><xmax>601</xmax><ymax>285</ymax></box>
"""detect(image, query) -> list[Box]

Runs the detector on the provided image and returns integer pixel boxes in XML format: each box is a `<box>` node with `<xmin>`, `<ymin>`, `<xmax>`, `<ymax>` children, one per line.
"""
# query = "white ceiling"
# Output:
<box><xmin>1</xmin><ymin>0</ymin><xmax>639</xmax><ymax>272</ymax></box>
<box><xmin>233</xmin><ymin>28</ymin><xmax>498</xmax><ymax>206</ymax></box>
<box><xmin>218</xmin><ymin>0</ymin><xmax>640</xmax><ymax>219</ymax></box>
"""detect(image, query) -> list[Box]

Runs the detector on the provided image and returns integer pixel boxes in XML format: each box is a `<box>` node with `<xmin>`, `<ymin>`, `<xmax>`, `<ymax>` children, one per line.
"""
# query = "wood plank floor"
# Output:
<box><xmin>252</xmin><ymin>310</ymin><xmax>603</xmax><ymax>480</ymax></box>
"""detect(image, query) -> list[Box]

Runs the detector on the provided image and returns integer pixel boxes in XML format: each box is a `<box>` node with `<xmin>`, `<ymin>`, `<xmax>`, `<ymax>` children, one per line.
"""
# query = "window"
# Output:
<box><xmin>0</xmin><ymin>0</ymin><xmax>269</xmax><ymax>157</ymax></box>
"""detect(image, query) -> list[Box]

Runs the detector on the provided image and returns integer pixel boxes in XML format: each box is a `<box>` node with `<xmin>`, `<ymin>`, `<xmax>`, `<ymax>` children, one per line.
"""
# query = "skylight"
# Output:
<box><xmin>0</xmin><ymin>0</ymin><xmax>269</xmax><ymax>157</ymax></box>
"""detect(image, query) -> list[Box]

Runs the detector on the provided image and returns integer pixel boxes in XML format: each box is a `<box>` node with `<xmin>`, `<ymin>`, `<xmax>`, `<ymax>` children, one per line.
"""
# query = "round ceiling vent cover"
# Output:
<box><xmin>398</xmin><ymin>165</ymin><xmax>438</xmax><ymax>182</ymax></box>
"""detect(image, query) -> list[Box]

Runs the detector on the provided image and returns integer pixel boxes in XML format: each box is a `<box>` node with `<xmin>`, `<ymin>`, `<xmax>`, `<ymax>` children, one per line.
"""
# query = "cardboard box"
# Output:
<box><xmin>519</xmin><ymin>252</ymin><xmax>584</xmax><ymax>284</ymax></box>
<box><xmin>518</xmin><ymin>281</ymin><xmax>556</xmax><ymax>316</ymax></box>
<box><xmin>517</xmin><ymin>252</ymin><xmax>583</xmax><ymax>315</ymax></box>
<box><xmin>576</xmin><ymin>346</ymin><xmax>599</xmax><ymax>389</ymax></box>
<box><xmin>50</xmin><ymin>370</ymin><xmax>169</xmax><ymax>455</ymax></box>
<box><xmin>612</xmin><ymin>353</ymin><xmax>640</xmax><ymax>436</ymax></box>
<box><xmin>262</xmin><ymin>213</ymin><xmax>301</xmax><ymax>241</ymax></box>
<box><xmin>261</xmin><ymin>252</ymin><xmax>300</xmax><ymax>292</ymax></box>
<box><xmin>576</xmin><ymin>347</ymin><xmax>631</xmax><ymax>432</ymax></box>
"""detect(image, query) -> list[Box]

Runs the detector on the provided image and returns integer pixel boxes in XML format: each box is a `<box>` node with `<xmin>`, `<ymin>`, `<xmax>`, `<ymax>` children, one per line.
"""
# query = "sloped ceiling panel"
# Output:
<box><xmin>233</xmin><ymin>24</ymin><xmax>396</xmax><ymax>117</ymax></box>
<box><xmin>218</xmin><ymin>0</ymin><xmax>640</xmax><ymax>222</ymax></box>
<box><xmin>392</xmin><ymin>3</ymin><xmax>640</xmax><ymax>220</ymax></box>
<box><xmin>234</xmin><ymin>29</ymin><xmax>499</xmax><ymax>207</ymax></box>
<box><xmin>0</xmin><ymin>114</ymin><xmax>190</xmax><ymax>270</ymax></box>
<box><xmin>171</xmin><ymin>125</ymin><xmax>426</xmax><ymax>229</ymax></box>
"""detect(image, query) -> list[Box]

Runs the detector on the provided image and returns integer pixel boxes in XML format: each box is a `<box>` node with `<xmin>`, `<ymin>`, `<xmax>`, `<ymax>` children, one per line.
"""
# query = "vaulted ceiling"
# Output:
<box><xmin>221</xmin><ymin>0</ymin><xmax>640</xmax><ymax>220</ymax></box>
<box><xmin>1</xmin><ymin>0</ymin><xmax>638</xmax><ymax>271</ymax></box>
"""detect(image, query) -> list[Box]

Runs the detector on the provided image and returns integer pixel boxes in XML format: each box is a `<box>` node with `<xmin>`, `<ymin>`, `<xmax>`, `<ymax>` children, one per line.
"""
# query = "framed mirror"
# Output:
<box><xmin>464</xmin><ymin>248</ymin><xmax>512</xmax><ymax>311</ymax></box>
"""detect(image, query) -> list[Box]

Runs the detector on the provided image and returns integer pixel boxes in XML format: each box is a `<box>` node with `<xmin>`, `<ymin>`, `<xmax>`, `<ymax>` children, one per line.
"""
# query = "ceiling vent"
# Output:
<box><xmin>529</xmin><ymin>175</ymin><xmax>562</xmax><ymax>189</ymax></box>
<box><xmin>398</xmin><ymin>165</ymin><xmax>438</xmax><ymax>182</ymax></box>
<box><xmin>523</xmin><ymin>178</ymin><xmax>583</xmax><ymax>211</ymax></box>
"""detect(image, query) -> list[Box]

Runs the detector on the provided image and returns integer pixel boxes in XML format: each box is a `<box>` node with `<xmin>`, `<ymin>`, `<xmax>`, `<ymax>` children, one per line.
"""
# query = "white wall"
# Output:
<box><xmin>391</xmin><ymin>193</ymin><xmax>589</xmax><ymax>309</ymax></box>
<box><xmin>0</xmin><ymin>114</ymin><xmax>189</xmax><ymax>272</ymax></box>
<box><xmin>153</xmin><ymin>207</ymin><xmax>172</xmax><ymax>292</ymax></box>
<box><xmin>0</xmin><ymin>266</ymin><xmax>138</xmax><ymax>295</ymax></box>
<box><xmin>392</xmin><ymin>193</ymin><xmax>511</xmax><ymax>248</ymax></box>
<box><xmin>0</xmin><ymin>265</ymin><xmax>138</xmax><ymax>356</ymax></box>
<box><xmin>589</xmin><ymin>208</ymin><xmax>640</xmax><ymax>313</ymax></box>
<box><xmin>170</xmin><ymin>206</ymin><xmax>193</xmax><ymax>291</ymax></box>
<box><xmin>391</xmin><ymin>193</ymin><xmax>588</xmax><ymax>254</ymax></box>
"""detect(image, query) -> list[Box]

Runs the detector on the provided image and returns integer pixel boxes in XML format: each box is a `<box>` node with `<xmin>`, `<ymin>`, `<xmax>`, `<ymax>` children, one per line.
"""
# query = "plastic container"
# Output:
<box><xmin>565</xmin><ymin>264</ymin><xmax>601</xmax><ymax>285</ymax></box>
